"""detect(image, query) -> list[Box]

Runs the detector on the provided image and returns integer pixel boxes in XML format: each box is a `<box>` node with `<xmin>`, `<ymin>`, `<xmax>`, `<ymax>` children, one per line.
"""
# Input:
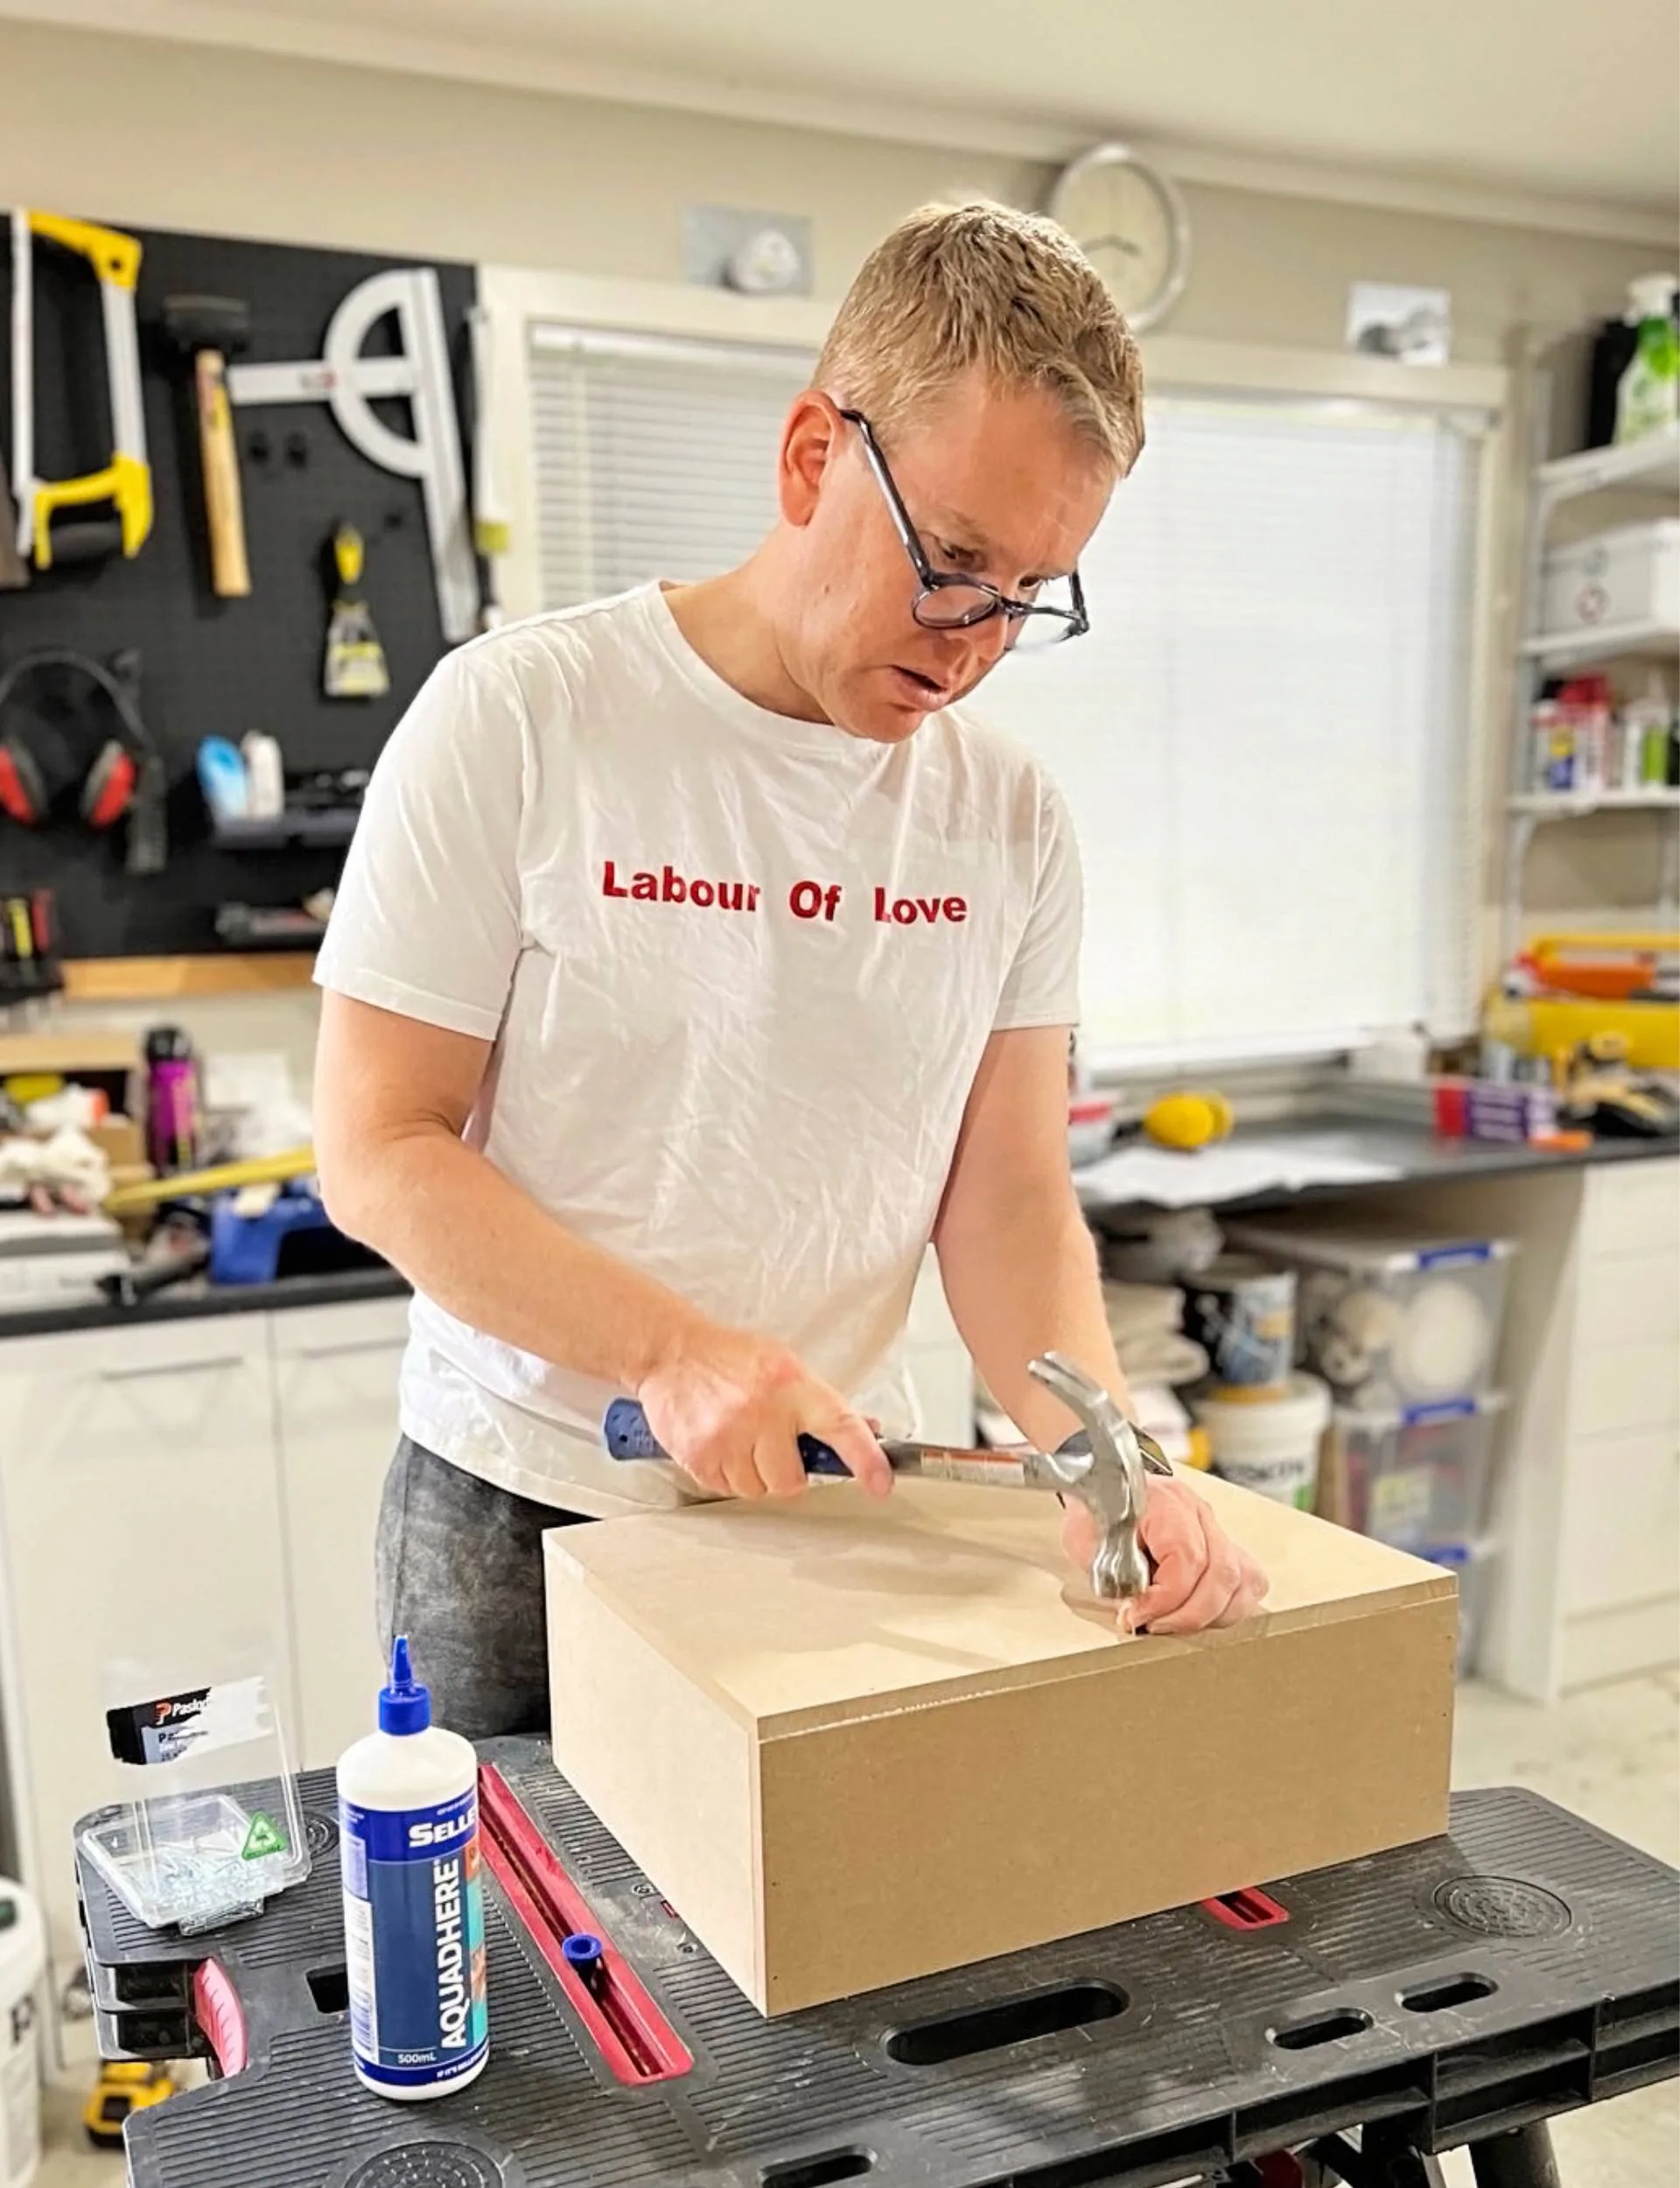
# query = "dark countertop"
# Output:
<box><xmin>1078</xmin><ymin>1112</ymin><xmax>1678</xmax><ymax>1215</ymax></box>
<box><xmin>0</xmin><ymin>1263</ymin><xmax>411</xmax><ymax>1343</ymax></box>
<box><xmin>0</xmin><ymin>1117</ymin><xmax>1671</xmax><ymax>1340</ymax></box>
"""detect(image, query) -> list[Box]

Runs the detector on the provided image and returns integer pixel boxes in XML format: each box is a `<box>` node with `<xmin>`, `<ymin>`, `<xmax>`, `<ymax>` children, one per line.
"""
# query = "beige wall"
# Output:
<box><xmin>0</xmin><ymin>18</ymin><xmax>1659</xmax><ymax>356</ymax></box>
<box><xmin>3</xmin><ymin>18</ymin><xmax>1670</xmax><ymax>1078</ymax></box>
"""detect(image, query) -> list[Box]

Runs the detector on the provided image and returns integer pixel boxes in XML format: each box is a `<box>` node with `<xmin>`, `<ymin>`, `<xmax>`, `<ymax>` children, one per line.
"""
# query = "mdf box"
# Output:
<box><xmin>547</xmin><ymin>1473</ymin><xmax>1456</xmax><ymax>2013</ymax></box>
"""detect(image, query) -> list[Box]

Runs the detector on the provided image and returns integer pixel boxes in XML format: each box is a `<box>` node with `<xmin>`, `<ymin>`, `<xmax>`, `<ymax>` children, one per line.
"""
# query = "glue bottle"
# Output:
<box><xmin>337</xmin><ymin>1637</ymin><xmax>489</xmax><ymax>2100</ymax></box>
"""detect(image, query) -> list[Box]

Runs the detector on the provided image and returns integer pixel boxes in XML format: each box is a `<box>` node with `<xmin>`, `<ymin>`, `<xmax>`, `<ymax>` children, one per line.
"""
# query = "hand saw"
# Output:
<box><xmin>10</xmin><ymin>209</ymin><xmax>153</xmax><ymax>569</ymax></box>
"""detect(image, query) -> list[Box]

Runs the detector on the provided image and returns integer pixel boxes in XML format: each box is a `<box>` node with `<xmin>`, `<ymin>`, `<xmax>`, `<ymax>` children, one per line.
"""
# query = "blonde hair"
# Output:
<box><xmin>816</xmin><ymin>200</ymin><xmax>1144</xmax><ymax>473</ymax></box>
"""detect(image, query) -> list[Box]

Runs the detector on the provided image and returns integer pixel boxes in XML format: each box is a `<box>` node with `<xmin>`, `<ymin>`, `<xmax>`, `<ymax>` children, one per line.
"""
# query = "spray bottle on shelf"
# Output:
<box><xmin>337</xmin><ymin>1638</ymin><xmax>489</xmax><ymax>2100</ymax></box>
<box><xmin>1613</xmin><ymin>274</ymin><xmax>1680</xmax><ymax>445</ymax></box>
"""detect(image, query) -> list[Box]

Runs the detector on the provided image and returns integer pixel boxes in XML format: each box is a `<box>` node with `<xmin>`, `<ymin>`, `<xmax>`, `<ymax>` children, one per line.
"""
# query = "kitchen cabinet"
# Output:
<box><xmin>1404</xmin><ymin>1155</ymin><xmax>1679</xmax><ymax>1700</ymax></box>
<box><xmin>0</xmin><ymin>1266</ymin><xmax>977</xmax><ymax>2071</ymax></box>
<box><xmin>0</xmin><ymin>1294</ymin><xmax>409</xmax><ymax>2071</ymax></box>
<box><xmin>1557</xmin><ymin>1159</ymin><xmax>1680</xmax><ymax>1690</ymax></box>
<box><xmin>0</xmin><ymin>1316</ymin><xmax>287</xmax><ymax>2065</ymax></box>
<box><xmin>271</xmin><ymin>1298</ymin><xmax>412</xmax><ymax>1771</ymax></box>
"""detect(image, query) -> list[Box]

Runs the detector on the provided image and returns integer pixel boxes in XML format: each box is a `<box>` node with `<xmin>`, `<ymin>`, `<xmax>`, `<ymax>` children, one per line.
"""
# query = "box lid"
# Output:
<box><xmin>546</xmin><ymin>1474</ymin><xmax>1452</xmax><ymax>1737</ymax></box>
<box><xmin>1228</xmin><ymin>1217</ymin><xmax>1515</xmax><ymax>1275</ymax></box>
<box><xmin>1334</xmin><ymin>1388</ymin><xmax>1509</xmax><ymax>1430</ymax></box>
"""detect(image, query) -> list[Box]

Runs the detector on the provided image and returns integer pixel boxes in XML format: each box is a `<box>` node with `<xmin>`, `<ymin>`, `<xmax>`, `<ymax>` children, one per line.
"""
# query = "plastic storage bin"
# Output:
<box><xmin>1228</xmin><ymin>1218</ymin><xmax>1515</xmax><ymax>1413</ymax></box>
<box><xmin>1326</xmin><ymin>1393</ymin><xmax>1506</xmax><ymax>1553</ymax></box>
<box><xmin>1539</xmin><ymin>518</ymin><xmax>1680</xmax><ymax>636</ymax></box>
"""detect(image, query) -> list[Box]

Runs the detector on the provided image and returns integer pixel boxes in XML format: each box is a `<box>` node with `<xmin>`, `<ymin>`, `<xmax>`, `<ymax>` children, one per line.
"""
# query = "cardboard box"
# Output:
<box><xmin>546</xmin><ymin>1472</ymin><xmax>1456</xmax><ymax>2015</ymax></box>
<box><xmin>91</xmin><ymin>1115</ymin><xmax>146</xmax><ymax>1171</ymax></box>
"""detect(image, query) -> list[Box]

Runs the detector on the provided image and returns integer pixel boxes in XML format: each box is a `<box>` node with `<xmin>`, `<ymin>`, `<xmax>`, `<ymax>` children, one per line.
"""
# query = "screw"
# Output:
<box><xmin>677</xmin><ymin>1942</ymin><xmax>699</xmax><ymax>1957</ymax></box>
<box><xmin>632</xmin><ymin>1883</ymin><xmax>655</xmax><ymax>1897</ymax></box>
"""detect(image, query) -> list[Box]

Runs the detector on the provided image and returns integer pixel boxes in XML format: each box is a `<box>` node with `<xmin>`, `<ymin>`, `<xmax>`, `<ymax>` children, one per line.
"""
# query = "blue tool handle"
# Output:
<box><xmin>601</xmin><ymin>1399</ymin><xmax>852</xmax><ymax>1477</ymax></box>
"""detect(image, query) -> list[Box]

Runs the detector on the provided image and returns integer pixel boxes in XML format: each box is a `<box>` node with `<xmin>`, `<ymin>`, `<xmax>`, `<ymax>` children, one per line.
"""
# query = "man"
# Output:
<box><xmin>312</xmin><ymin>200</ymin><xmax>1267</xmax><ymax>1742</ymax></box>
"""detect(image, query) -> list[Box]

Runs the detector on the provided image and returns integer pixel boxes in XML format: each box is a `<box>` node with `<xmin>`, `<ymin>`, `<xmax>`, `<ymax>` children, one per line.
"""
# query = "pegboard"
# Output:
<box><xmin>0</xmin><ymin>216</ymin><xmax>478</xmax><ymax>958</ymax></box>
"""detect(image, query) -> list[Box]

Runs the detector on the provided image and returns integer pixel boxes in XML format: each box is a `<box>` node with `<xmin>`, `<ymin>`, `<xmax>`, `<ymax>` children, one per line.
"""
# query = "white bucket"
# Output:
<box><xmin>1194</xmin><ymin>1374</ymin><xmax>1332</xmax><ymax>1511</ymax></box>
<box><xmin>0</xmin><ymin>1882</ymin><xmax>43</xmax><ymax>2188</ymax></box>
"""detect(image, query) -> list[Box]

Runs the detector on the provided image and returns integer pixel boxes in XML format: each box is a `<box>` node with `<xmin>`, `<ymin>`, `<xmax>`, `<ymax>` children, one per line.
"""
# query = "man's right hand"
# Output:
<box><xmin>635</xmin><ymin>1322</ymin><xmax>893</xmax><ymax>1502</ymax></box>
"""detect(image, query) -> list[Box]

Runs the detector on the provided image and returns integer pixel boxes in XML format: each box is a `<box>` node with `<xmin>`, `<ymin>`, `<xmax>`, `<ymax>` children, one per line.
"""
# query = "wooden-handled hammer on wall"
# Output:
<box><xmin>163</xmin><ymin>295</ymin><xmax>252</xmax><ymax>598</ymax></box>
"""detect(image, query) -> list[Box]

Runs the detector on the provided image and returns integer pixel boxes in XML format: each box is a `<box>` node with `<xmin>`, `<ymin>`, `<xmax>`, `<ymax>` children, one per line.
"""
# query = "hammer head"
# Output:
<box><xmin>162</xmin><ymin>294</ymin><xmax>250</xmax><ymax>358</ymax></box>
<box><xmin>1026</xmin><ymin>1351</ymin><xmax>1170</xmax><ymax>1603</ymax></box>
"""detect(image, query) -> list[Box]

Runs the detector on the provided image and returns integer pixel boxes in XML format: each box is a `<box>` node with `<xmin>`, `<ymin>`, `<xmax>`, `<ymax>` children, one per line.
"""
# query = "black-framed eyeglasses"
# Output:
<box><xmin>840</xmin><ymin>409</ymin><xmax>1088</xmax><ymax>651</ymax></box>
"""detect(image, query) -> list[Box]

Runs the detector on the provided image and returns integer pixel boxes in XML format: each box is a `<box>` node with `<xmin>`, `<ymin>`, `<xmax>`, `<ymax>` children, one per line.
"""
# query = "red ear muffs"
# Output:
<box><xmin>0</xmin><ymin>740</ymin><xmax>46</xmax><ymax>824</ymax></box>
<box><xmin>80</xmin><ymin>741</ymin><xmax>136</xmax><ymax>829</ymax></box>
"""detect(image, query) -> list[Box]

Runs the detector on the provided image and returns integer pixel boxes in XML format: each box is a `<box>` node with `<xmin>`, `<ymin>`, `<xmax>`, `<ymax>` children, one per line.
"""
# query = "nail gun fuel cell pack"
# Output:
<box><xmin>337</xmin><ymin>1639</ymin><xmax>489</xmax><ymax>2100</ymax></box>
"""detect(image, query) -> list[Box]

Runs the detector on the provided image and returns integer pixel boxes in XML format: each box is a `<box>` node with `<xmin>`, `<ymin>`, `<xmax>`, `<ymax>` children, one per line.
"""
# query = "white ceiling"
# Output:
<box><xmin>12</xmin><ymin>0</ymin><xmax>1680</xmax><ymax>216</ymax></box>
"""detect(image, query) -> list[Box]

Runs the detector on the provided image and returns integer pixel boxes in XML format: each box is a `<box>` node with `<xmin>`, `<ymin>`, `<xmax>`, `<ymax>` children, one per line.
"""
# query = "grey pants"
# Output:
<box><xmin>374</xmin><ymin>1434</ymin><xmax>592</xmax><ymax>1742</ymax></box>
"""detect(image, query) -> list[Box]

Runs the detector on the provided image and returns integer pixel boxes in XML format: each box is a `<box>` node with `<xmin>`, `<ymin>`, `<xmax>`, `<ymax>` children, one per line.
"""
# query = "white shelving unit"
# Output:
<box><xmin>1522</xmin><ymin>617</ymin><xmax>1680</xmax><ymax>672</ymax></box>
<box><xmin>1508</xmin><ymin>788</ymin><xmax>1680</xmax><ymax>817</ymax></box>
<box><xmin>1504</xmin><ymin>416</ymin><xmax>1680</xmax><ymax>958</ymax></box>
<box><xmin>1534</xmin><ymin>425</ymin><xmax>1680</xmax><ymax>498</ymax></box>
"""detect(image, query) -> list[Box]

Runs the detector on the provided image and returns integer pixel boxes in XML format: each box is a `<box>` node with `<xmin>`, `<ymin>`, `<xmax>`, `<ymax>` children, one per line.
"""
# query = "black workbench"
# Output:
<box><xmin>82</xmin><ymin>1745</ymin><xmax>1680</xmax><ymax>2188</ymax></box>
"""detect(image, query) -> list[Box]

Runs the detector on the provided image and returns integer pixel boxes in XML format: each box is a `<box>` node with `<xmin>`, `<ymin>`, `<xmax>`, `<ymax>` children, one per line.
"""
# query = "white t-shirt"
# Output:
<box><xmin>315</xmin><ymin>582</ymin><xmax>1082</xmax><ymax>1516</ymax></box>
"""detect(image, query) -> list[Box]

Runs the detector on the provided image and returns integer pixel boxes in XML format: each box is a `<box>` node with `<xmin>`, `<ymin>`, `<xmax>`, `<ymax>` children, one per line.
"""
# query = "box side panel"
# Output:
<box><xmin>545</xmin><ymin>1532</ymin><xmax>764</xmax><ymax>2007</ymax></box>
<box><xmin>755</xmin><ymin>1594</ymin><xmax>1457</xmax><ymax>2013</ymax></box>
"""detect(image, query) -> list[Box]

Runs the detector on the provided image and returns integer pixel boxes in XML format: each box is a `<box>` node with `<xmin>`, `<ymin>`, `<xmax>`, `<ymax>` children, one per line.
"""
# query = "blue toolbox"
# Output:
<box><xmin>209</xmin><ymin>1183</ymin><xmax>341</xmax><ymax>1286</ymax></box>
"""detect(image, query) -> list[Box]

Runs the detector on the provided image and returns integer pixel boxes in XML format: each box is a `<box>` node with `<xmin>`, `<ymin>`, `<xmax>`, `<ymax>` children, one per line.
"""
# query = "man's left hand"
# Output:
<box><xmin>1060</xmin><ymin>1476</ymin><xmax>1269</xmax><ymax>1634</ymax></box>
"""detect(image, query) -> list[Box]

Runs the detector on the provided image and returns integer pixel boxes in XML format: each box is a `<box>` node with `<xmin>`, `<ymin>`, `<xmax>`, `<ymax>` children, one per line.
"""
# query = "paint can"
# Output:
<box><xmin>1194</xmin><ymin>1375</ymin><xmax>1332</xmax><ymax>1511</ymax></box>
<box><xmin>1181</xmin><ymin>1257</ymin><xmax>1297</xmax><ymax>1391</ymax></box>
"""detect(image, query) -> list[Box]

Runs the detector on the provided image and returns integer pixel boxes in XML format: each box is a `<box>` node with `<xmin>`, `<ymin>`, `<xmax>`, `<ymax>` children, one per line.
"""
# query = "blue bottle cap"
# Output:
<box><xmin>562</xmin><ymin>1933</ymin><xmax>603</xmax><ymax>1971</ymax></box>
<box><xmin>378</xmin><ymin>1636</ymin><xmax>432</xmax><ymax>1736</ymax></box>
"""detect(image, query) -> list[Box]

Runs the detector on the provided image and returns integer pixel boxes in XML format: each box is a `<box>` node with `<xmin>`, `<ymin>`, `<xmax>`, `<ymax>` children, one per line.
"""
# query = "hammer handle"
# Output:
<box><xmin>602</xmin><ymin>1399</ymin><xmax>850</xmax><ymax>1476</ymax></box>
<box><xmin>195</xmin><ymin>349</ymin><xmax>250</xmax><ymax>598</ymax></box>
<box><xmin>601</xmin><ymin>1402</ymin><xmax>1037</xmax><ymax>1489</ymax></box>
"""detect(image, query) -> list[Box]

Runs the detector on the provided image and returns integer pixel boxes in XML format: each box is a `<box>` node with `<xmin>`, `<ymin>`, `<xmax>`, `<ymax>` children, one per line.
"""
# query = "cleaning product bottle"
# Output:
<box><xmin>1621</xmin><ymin>674</ymin><xmax>1674</xmax><ymax>791</ymax></box>
<box><xmin>337</xmin><ymin>1638</ymin><xmax>489</xmax><ymax>2100</ymax></box>
<box><xmin>1613</xmin><ymin>274</ymin><xmax>1679</xmax><ymax>445</ymax></box>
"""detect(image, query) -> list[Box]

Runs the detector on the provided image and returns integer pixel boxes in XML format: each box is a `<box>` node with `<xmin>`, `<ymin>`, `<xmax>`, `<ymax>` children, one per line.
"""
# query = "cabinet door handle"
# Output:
<box><xmin>99</xmin><ymin>1355</ymin><xmax>245</xmax><ymax>1384</ymax></box>
<box><xmin>296</xmin><ymin>1340</ymin><xmax>406</xmax><ymax>1362</ymax></box>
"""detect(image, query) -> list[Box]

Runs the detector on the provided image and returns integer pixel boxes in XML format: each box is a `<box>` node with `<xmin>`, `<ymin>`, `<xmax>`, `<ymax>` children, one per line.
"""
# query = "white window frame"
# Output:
<box><xmin>478</xmin><ymin>262</ymin><xmax>1511</xmax><ymax>1060</ymax></box>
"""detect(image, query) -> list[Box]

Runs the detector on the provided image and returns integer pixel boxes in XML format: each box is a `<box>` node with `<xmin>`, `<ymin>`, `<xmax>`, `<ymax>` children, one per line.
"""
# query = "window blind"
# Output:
<box><xmin>528</xmin><ymin>326</ymin><xmax>816</xmax><ymax>607</ymax></box>
<box><xmin>526</xmin><ymin>333</ymin><xmax>1482</xmax><ymax>1066</ymax></box>
<box><xmin>979</xmin><ymin>396</ymin><xmax>1481</xmax><ymax>1064</ymax></box>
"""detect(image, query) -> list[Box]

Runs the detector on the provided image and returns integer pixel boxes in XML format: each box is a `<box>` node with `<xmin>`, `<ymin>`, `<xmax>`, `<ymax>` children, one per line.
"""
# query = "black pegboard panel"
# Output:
<box><xmin>0</xmin><ymin>216</ymin><xmax>477</xmax><ymax>957</ymax></box>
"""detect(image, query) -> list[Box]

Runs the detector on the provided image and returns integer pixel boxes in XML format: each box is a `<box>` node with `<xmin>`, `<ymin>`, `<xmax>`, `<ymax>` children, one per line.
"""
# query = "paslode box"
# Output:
<box><xmin>546</xmin><ymin>1472</ymin><xmax>1456</xmax><ymax>2015</ymax></box>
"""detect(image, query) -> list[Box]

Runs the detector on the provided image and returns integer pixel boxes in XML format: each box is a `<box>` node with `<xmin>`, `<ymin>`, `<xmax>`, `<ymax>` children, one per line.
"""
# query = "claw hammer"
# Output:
<box><xmin>601</xmin><ymin>1350</ymin><xmax>1171</xmax><ymax>1604</ymax></box>
<box><xmin>163</xmin><ymin>296</ymin><xmax>252</xmax><ymax>599</ymax></box>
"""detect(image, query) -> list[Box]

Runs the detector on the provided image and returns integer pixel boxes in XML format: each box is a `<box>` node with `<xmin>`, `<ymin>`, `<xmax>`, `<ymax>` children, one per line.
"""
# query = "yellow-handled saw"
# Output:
<box><xmin>10</xmin><ymin>208</ymin><xmax>153</xmax><ymax>569</ymax></box>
